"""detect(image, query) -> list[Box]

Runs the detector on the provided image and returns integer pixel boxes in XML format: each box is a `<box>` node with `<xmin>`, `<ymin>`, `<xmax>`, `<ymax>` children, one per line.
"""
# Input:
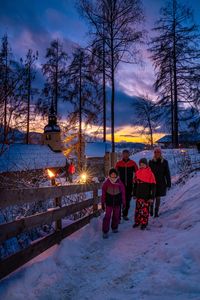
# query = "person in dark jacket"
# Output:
<box><xmin>133</xmin><ymin>158</ymin><xmax>156</xmax><ymax>230</ymax></box>
<box><xmin>149</xmin><ymin>147</ymin><xmax>171</xmax><ymax>217</ymax></box>
<box><xmin>115</xmin><ymin>150</ymin><xmax>138</xmax><ymax>220</ymax></box>
<box><xmin>101</xmin><ymin>168</ymin><xmax>126</xmax><ymax>239</ymax></box>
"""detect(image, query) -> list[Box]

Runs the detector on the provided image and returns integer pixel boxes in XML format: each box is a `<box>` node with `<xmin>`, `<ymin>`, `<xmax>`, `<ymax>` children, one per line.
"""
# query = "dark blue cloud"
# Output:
<box><xmin>0</xmin><ymin>0</ymin><xmax>85</xmax><ymax>60</ymax></box>
<box><xmin>0</xmin><ymin>0</ymin><xmax>199</xmax><ymax>133</ymax></box>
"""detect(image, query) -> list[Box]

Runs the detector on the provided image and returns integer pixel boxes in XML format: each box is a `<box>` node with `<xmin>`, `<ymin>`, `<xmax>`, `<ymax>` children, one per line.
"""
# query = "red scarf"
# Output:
<box><xmin>135</xmin><ymin>167</ymin><xmax>156</xmax><ymax>184</ymax></box>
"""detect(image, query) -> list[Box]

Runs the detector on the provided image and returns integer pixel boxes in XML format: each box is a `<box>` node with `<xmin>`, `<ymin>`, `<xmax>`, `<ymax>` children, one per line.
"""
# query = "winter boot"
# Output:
<box><xmin>150</xmin><ymin>205</ymin><xmax>154</xmax><ymax>217</ymax></box>
<box><xmin>141</xmin><ymin>224</ymin><xmax>147</xmax><ymax>230</ymax></box>
<box><xmin>132</xmin><ymin>223</ymin><xmax>140</xmax><ymax>228</ymax></box>
<box><xmin>112</xmin><ymin>229</ymin><xmax>119</xmax><ymax>233</ymax></box>
<box><xmin>154</xmin><ymin>208</ymin><xmax>159</xmax><ymax>218</ymax></box>
<box><xmin>103</xmin><ymin>232</ymin><xmax>109</xmax><ymax>239</ymax></box>
<box><xmin>123</xmin><ymin>216</ymin><xmax>129</xmax><ymax>221</ymax></box>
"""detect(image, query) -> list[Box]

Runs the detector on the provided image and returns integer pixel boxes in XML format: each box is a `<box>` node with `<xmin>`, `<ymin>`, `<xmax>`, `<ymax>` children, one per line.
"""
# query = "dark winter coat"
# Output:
<box><xmin>149</xmin><ymin>158</ymin><xmax>171</xmax><ymax>197</ymax></box>
<box><xmin>115</xmin><ymin>159</ymin><xmax>138</xmax><ymax>192</ymax></box>
<box><xmin>133</xmin><ymin>167</ymin><xmax>156</xmax><ymax>200</ymax></box>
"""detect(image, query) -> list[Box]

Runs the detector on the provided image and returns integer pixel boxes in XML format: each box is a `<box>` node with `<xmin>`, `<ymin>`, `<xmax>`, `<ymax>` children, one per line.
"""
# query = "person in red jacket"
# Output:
<box><xmin>133</xmin><ymin>158</ymin><xmax>156</xmax><ymax>230</ymax></box>
<box><xmin>116</xmin><ymin>150</ymin><xmax>138</xmax><ymax>220</ymax></box>
<box><xmin>68</xmin><ymin>160</ymin><xmax>75</xmax><ymax>183</ymax></box>
<box><xmin>101</xmin><ymin>168</ymin><xmax>126</xmax><ymax>239</ymax></box>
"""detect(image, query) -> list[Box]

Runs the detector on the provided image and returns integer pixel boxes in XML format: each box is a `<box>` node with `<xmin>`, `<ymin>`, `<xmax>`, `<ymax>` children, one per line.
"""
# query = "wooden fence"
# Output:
<box><xmin>0</xmin><ymin>183</ymin><xmax>101</xmax><ymax>280</ymax></box>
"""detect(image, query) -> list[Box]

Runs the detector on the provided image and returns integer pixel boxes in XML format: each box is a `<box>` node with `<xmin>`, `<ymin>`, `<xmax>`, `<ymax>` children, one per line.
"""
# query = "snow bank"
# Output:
<box><xmin>0</xmin><ymin>144</ymin><xmax>66</xmax><ymax>173</ymax></box>
<box><xmin>131</xmin><ymin>148</ymin><xmax>200</xmax><ymax>177</ymax></box>
<box><xmin>0</xmin><ymin>171</ymin><xmax>200</xmax><ymax>299</ymax></box>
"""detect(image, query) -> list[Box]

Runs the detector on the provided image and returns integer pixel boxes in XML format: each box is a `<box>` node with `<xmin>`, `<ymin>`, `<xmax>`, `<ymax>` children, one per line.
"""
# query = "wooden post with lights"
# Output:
<box><xmin>47</xmin><ymin>169</ymin><xmax>62</xmax><ymax>235</ymax></box>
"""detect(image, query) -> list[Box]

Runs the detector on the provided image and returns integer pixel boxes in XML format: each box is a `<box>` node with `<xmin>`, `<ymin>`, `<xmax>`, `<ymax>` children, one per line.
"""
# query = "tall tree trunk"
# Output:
<box><xmin>110</xmin><ymin>7</ymin><xmax>115</xmax><ymax>160</ymax></box>
<box><xmin>79</xmin><ymin>62</ymin><xmax>82</xmax><ymax>170</ymax></box>
<box><xmin>169</xmin><ymin>61</ymin><xmax>174</xmax><ymax>146</ymax></box>
<box><xmin>103</xmin><ymin>32</ymin><xmax>106</xmax><ymax>143</ymax></box>
<box><xmin>4</xmin><ymin>46</ymin><xmax>8</xmax><ymax>144</ymax></box>
<box><xmin>172</xmin><ymin>0</ymin><xmax>179</xmax><ymax>148</ymax></box>
<box><xmin>148</xmin><ymin>117</ymin><xmax>153</xmax><ymax>148</ymax></box>
<box><xmin>55</xmin><ymin>43</ymin><xmax>58</xmax><ymax>115</ymax></box>
<box><xmin>26</xmin><ymin>65</ymin><xmax>31</xmax><ymax>144</ymax></box>
<box><xmin>146</xmin><ymin>108</ymin><xmax>153</xmax><ymax>148</ymax></box>
<box><xmin>102</xmin><ymin>13</ymin><xmax>106</xmax><ymax>143</ymax></box>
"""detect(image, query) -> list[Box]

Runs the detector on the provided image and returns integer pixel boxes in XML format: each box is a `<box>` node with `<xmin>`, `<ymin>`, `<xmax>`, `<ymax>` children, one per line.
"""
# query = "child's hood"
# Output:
<box><xmin>136</xmin><ymin>167</ymin><xmax>156</xmax><ymax>184</ymax></box>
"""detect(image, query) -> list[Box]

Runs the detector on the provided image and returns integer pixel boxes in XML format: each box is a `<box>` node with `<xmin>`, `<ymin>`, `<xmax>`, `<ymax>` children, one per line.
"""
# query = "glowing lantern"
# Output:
<box><xmin>80</xmin><ymin>172</ymin><xmax>87</xmax><ymax>184</ymax></box>
<box><xmin>47</xmin><ymin>169</ymin><xmax>56</xmax><ymax>185</ymax></box>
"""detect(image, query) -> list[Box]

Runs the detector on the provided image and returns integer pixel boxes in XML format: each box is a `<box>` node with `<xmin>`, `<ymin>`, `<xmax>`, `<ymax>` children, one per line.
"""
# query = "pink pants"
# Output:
<box><xmin>102</xmin><ymin>206</ymin><xmax>120</xmax><ymax>233</ymax></box>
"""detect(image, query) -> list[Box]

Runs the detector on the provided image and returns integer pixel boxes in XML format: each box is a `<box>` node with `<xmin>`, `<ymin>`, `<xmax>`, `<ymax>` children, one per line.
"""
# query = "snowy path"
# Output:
<box><xmin>0</xmin><ymin>172</ymin><xmax>200</xmax><ymax>300</ymax></box>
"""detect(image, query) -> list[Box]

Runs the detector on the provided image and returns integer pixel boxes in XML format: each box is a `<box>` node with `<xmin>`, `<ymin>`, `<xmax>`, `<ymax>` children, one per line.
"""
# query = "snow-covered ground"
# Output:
<box><xmin>0</xmin><ymin>169</ymin><xmax>200</xmax><ymax>300</ymax></box>
<box><xmin>131</xmin><ymin>148</ymin><xmax>200</xmax><ymax>177</ymax></box>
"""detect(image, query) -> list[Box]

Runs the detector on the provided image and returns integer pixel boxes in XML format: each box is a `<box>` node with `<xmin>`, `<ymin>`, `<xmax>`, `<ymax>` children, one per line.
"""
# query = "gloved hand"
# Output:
<box><xmin>102</xmin><ymin>203</ymin><xmax>105</xmax><ymax>211</ymax></box>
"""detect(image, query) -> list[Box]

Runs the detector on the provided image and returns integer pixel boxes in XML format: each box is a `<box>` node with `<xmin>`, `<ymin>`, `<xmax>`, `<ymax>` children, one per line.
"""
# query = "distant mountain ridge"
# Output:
<box><xmin>0</xmin><ymin>127</ymin><xmax>43</xmax><ymax>144</ymax></box>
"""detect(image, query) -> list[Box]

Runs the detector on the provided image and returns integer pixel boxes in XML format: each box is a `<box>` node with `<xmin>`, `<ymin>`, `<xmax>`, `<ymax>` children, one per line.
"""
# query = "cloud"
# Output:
<box><xmin>0</xmin><ymin>0</ymin><xmax>83</xmax><ymax>61</ymax></box>
<box><xmin>119</xmin><ymin>134</ymin><xmax>140</xmax><ymax>138</ymax></box>
<box><xmin>116</xmin><ymin>62</ymin><xmax>156</xmax><ymax>99</ymax></box>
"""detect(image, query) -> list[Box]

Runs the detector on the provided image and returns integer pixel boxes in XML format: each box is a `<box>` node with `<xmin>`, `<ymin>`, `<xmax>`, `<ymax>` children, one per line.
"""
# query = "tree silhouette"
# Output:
<box><xmin>149</xmin><ymin>0</ymin><xmax>200</xmax><ymax>147</ymax></box>
<box><xmin>78</xmin><ymin>0</ymin><xmax>145</xmax><ymax>161</ymax></box>
<box><xmin>66</xmin><ymin>47</ymin><xmax>101</xmax><ymax>169</ymax></box>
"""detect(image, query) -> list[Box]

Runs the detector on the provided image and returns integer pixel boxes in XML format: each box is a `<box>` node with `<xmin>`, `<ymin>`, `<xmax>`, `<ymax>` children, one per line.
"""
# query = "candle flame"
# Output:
<box><xmin>47</xmin><ymin>169</ymin><xmax>55</xmax><ymax>178</ymax></box>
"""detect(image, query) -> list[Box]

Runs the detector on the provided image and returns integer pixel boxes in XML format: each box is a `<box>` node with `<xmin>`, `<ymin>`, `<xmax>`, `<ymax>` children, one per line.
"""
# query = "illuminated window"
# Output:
<box><xmin>46</xmin><ymin>134</ymin><xmax>51</xmax><ymax>140</ymax></box>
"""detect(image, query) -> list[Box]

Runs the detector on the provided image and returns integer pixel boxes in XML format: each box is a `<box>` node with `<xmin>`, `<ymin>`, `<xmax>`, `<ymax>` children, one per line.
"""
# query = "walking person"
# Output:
<box><xmin>116</xmin><ymin>149</ymin><xmax>138</xmax><ymax>220</ymax></box>
<box><xmin>149</xmin><ymin>147</ymin><xmax>171</xmax><ymax>217</ymax></box>
<box><xmin>68</xmin><ymin>160</ymin><xmax>75</xmax><ymax>183</ymax></box>
<box><xmin>66</xmin><ymin>159</ymin><xmax>70</xmax><ymax>182</ymax></box>
<box><xmin>133</xmin><ymin>158</ymin><xmax>156</xmax><ymax>230</ymax></box>
<box><xmin>101</xmin><ymin>168</ymin><xmax>126</xmax><ymax>239</ymax></box>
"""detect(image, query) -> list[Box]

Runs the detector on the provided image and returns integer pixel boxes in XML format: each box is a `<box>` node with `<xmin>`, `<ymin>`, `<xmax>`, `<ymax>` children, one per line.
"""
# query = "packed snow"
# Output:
<box><xmin>0</xmin><ymin>168</ymin><xmax>200</xmax><ymax>299</ymax></box>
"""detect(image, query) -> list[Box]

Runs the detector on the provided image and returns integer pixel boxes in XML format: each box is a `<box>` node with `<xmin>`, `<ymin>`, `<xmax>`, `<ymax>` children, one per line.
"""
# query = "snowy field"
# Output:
<box><xmin>0</xmin><ymin>169</ymin><xmax>200</xmax><ymax>300</ymax></box>
<box><xmin>131</xmin><ymin>148</ymin><xmax>200</xmax><ymax>177</ymax></box>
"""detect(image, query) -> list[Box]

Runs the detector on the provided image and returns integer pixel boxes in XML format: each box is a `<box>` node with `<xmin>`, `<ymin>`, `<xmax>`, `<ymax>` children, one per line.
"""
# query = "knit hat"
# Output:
<box><xmin>122</xmin><ymin>149</ymin><xmax>130</xmax><ymax>154</ymax></box>
<box><xmin>154</xmin><ymin>147</ymin><xmax>162</xmax><ymax>154</ymax></box>
<box><xmin>109</xmin><ymin>168</ymin><xmax>118</xmax><ymax>176</ymax></box>
<box><xmin>139</xmin><ymin>158</ymin><xmax>148</xmax><ymax>166</ymax></box>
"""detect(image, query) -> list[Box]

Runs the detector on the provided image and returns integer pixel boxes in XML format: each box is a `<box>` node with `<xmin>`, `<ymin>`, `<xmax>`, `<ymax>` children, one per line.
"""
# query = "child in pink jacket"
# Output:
<box><xmin>101</xmin><ymin>168</ymin><xmax>126</xmax><ymax>239</ymax></box>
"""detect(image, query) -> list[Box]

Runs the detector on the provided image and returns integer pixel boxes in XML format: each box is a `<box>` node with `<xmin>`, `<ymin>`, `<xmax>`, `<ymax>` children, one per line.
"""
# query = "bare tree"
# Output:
<box><xmin>41</xmin><ymin>39</ymin><xmax>68</xmax><ymax>116</ymax></box>
<box><xmin>78</xmin><ymin>0</ymin><xmax>144</xmax><ymax>162</ymax></box>
<box><xmin>0</xmin><ymin>34</ymin><xmax>26</xmax><ymax>152</ymax></box>
<box><xmin>20</xmin><ymin>49</ymin><xmax>38</xmax><ymax>144</ymax></box>
<box><xmin>66</xmin><ymin>47</ymin><xmax>101</xmax><ymax>169</ymax></box>
<box><xmin>133</xmin><ymin>96</ymin><xmax>160</xmax><ymax>148</ymax></box>
<box><xmin>149</xmin><ymin>0</ymin><xmax>200</xmax><ymax>147</ymax></box>
<box><xmin>0</xmin><ymin>34</ymin><xmax>15</xmax><ymax>144</ymax></box>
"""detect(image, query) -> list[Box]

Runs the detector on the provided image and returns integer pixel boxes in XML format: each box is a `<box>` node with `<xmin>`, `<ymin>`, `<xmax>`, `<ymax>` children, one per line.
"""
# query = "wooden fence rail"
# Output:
<box><xmin>0</xmin><ymin>183</ymin><xmax>100</xmax><ymax>209</ymax></box>
<box><xmin>0</xmin><ymin>183</ymin><xmax>102</xmax><ymax>280</ymax></box>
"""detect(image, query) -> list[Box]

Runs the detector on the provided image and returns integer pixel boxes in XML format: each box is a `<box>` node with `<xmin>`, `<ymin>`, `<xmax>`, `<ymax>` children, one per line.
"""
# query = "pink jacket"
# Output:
<box><xmin>101</xmin><ymin>177</ymin><xmax>126</xmax><ymax>207</ymax></box>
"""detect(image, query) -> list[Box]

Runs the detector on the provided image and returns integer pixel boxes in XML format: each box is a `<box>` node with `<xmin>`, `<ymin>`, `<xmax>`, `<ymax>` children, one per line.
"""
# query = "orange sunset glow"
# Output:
<box><xmin>86</xmin><ymin>124</ymin><xmax>165</xmax><ymax>143</ymax></box>
<box><xmin>29</xmin><ymin>118</ymin><xmax>164</xmax><ymax>144</ymax></box>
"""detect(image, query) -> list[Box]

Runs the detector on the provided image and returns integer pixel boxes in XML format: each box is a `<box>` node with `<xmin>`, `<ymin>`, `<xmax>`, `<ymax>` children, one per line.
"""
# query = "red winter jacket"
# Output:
<box><xmin>115</xmin><ymin>159</ymin><xmax>138</xmax><ymax>188</ymax></box>
<box><xmin>68</xmin><ymin>164</ymin><xmax>75</xmax><ymax>174</ymax></box>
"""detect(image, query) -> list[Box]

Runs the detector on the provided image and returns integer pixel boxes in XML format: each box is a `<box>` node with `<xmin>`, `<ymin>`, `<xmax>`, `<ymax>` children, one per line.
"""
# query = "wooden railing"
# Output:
<box><xmin>0</xmin><ymin>183</ymin><xmax>101</xmax><ymax>280</ymax></box>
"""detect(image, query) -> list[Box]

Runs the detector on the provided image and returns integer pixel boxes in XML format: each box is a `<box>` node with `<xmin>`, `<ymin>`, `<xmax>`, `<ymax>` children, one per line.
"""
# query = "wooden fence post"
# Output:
<box><xmin>93</xmin><ymin>188</ymin><xmax>99</xmax><ymax>217</ymax></box>
<box><xmin>55</xmin><ymin>196</ymin><xmax>62</xmax><ymax>231</ymax></box>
